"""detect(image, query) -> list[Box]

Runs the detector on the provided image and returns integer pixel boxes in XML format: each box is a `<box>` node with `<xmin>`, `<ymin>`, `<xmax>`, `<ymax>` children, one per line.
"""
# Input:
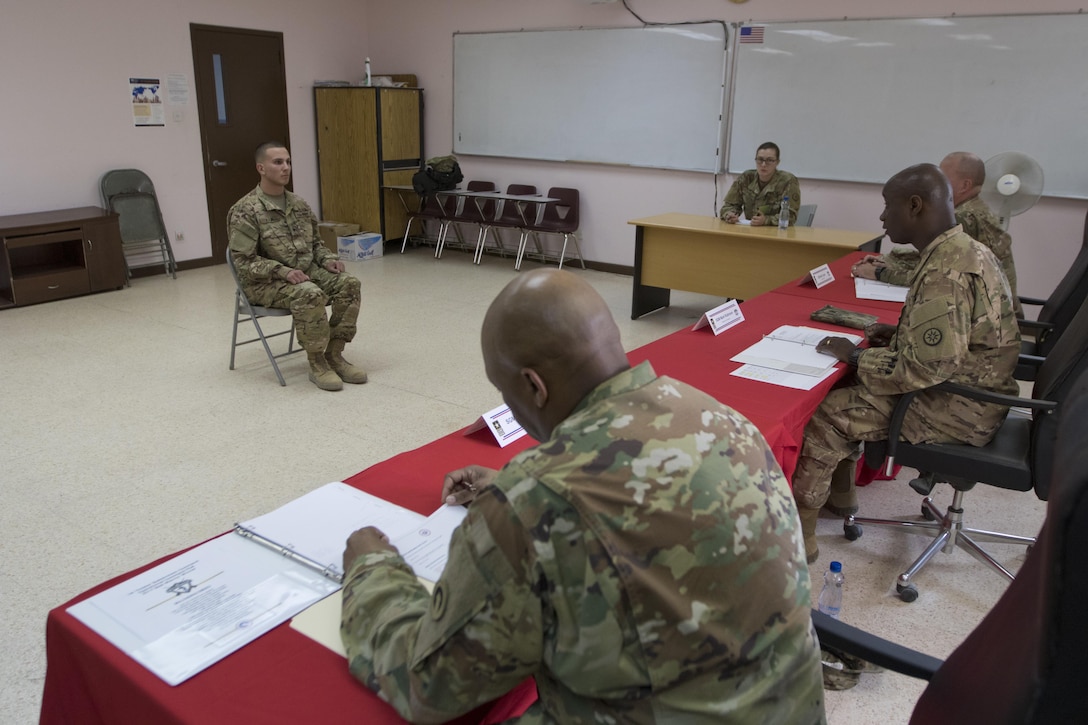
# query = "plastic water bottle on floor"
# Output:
<box><xmin>778</xmin><ymin>195</ymin><xmax>790</xmax><ymax>230</ymax></box>
<box><xmin>818</xmin><ymin>561</ymin><xmax>844</xmax><ymax>619</ymax></box>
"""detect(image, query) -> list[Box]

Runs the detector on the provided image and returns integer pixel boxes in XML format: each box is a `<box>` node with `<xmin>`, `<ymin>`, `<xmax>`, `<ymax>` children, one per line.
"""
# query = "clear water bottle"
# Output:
<box><xmin>778</xmin><ymin>195</ymin><xmax>790</xmax><ymax>230</ymax></box>
<box><xmin>818</xmin><ymin>560</ymin><xmax>844</xmax><ymax>619</ymax></box>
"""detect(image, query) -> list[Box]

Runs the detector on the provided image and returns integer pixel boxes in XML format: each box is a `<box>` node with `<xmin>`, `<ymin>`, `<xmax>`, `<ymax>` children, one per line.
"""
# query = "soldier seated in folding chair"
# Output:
<box><xmin>228</xmin><ymin>141</ymin><xmax>368</xmax><ymax>392</ymax></box>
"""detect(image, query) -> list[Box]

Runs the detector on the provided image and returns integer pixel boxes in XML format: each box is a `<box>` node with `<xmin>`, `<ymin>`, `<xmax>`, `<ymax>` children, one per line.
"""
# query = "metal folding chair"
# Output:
<box><xmin>227</xmin><ymin>249</ymin><xmax>303</xmax><ymax>386</ymax></box>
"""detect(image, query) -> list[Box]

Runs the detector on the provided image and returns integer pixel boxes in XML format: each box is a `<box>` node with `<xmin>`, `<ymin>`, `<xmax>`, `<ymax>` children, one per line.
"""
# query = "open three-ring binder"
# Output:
<box><xmin>68</xmin><ymin>482</ymin><xmax>465</xmax><ymax>686</ymax></box>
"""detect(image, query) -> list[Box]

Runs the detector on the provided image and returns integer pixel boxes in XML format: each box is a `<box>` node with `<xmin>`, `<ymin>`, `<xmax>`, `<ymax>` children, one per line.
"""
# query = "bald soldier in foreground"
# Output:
<box><xmin>793</xmin><ymin>164</ymin><xmax>1021</xmax><ymax>562</ymax></box>
<box><xmin>340</xmin><ymin>269</ymin><xmax>825</xmax><ymax>723</ymax></box>
<box><xmin>853</xmin><ymin>151</ymin><xmax>1021</xmax><ymax>317</ymax></box>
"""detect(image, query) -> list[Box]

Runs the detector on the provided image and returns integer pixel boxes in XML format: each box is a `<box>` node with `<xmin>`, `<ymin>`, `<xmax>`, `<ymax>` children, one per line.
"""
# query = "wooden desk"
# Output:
<box><xmin>628</xmin><ymin>213</ymin><xmax>880</xmax><ymax>319</ymax></box>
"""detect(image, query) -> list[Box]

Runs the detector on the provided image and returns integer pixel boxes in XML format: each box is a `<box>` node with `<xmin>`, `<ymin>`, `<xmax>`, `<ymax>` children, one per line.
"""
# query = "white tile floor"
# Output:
<box><xmin>0</xmin><ymin>245</ymin><xmax>1046</xmax><ymax>723</ymax></box>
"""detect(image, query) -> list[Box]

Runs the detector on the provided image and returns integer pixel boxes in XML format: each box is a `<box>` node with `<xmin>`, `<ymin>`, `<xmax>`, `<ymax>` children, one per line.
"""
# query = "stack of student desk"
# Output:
<box><xmin>42</xmin><ymin>249</ymin><xmax>896</xmax><ymax>724</ymax></box>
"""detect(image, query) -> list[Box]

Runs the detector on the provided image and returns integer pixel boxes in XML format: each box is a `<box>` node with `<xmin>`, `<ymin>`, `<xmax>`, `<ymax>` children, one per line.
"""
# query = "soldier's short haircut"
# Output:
<box><xmin>945</xmin><ymin>151</ymin><xmax>986</xmax><ymax>189</ymax></box>
<box><xmin>757</xmin><ymin>141</ymin><xmax>781</xmax><ymax>161</ymax></box>
<box><xmin>255</xmin><ymin>141</ymin><xmax>288</xmax><ymax>163</ymax></box>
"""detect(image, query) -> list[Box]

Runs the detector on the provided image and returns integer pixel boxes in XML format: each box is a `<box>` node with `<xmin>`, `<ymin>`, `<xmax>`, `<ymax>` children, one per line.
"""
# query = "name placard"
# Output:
<box><xmin>464</xmin><ymin>404</ymin><xmax>527</xmax><ymax>447</ymax></box>
<box><xmin>810</xmin><ymin>264</ymin><xmax>834</xmax><ymax>289</ymax></box>
<box><xmin>692</xmin><ymin>299</ymin><xmax>744</xmax><ymax>335</ymax></box>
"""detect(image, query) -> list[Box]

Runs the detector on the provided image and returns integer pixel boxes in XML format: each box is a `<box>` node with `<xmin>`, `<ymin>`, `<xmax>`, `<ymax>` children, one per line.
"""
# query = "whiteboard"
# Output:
<box><xmin>453</xmin><ymin>24</ymin><xmax>727</xmax><ymax>173</ymax></box>
<box><xmin>728</xmin><ymin>15</ymin><xmax>1088</xmax><ymax>199</ymax></box>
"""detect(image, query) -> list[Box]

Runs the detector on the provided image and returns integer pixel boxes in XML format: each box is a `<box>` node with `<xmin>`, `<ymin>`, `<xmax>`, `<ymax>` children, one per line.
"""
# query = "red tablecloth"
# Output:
<box><xmin>41</xmin><ymin>255</ymin><xmax>901</xmax><ymax>725</ymax></box>
<box><xmin>773</xmin><ymin>250</ymin><xmax>905</xmax><ymax>313</ymax></box>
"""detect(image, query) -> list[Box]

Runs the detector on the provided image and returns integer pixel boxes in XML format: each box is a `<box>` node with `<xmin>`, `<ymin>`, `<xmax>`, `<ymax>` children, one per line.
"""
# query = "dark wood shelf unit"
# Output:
<box><xmin>0</xmin><ymin>206</ymin><xmax>126</xmax><ymax>308</ymax></box>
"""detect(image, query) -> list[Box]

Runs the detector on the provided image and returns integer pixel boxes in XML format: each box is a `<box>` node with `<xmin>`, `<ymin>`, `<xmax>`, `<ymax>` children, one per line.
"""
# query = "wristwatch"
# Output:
<box><xmin>874</xmin><ymin>266</ymin><xmax>884</xmax><ymax>282</ymax></box>
<box><xmin>848</xmin><ymin>347</ymin><xmax>864</xmax><ymax>367</ymax></box>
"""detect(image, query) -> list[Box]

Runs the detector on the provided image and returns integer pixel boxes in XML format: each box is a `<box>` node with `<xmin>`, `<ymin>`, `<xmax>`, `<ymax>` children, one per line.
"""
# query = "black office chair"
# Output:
<box><xmin>814</xmin><ymin>363</ymin><xmax>1088</xmax><ymax>723</ymax></box>
<box><xmin>848</xmin><ymin>291</ymin><xmax>1088</xmax><ymax>601</ymax></box>
<box><xmin>1015</xmin><ymin>207</ymin><xmax>1088</xmax><ymax>380</ymax></box>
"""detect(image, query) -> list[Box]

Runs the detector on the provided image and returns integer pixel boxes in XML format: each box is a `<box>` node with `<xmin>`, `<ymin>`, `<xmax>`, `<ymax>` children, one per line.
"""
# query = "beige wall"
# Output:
<box><xmin>0</xmin><ymin>0</ymin><xmax>367</xmax><ymax>262</ymax></box>
<box><xmin>1</xmin><ymin>0</ymin><xmax>1083</xmax><ymax>300</ymax></box>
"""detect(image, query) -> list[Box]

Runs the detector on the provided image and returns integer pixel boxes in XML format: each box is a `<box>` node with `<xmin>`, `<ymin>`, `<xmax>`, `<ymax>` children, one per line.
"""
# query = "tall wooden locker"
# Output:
<box><xmin>314</xmin><ymin>85</ymin><xmax>423</xmax><ymax>242</ymax></box>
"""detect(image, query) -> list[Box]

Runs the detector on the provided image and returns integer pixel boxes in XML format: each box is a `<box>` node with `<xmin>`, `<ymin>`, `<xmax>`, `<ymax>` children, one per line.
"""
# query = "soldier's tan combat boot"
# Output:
<box><xmin>824</xmin><ymin>457</ymin><xmax>859</xmax><ymax>517</ymax></box>
<box><xmin>307</xmin><ymin>351</ymin><xmax>343</xmax><ymax>391</ymax></box>
<box><xmin>799</xmin><ymin>506</ymin><xmax>820</xmax><ymax>564</ymax></box>
<box><xmin>324</xmin><ymin>339</ymin><xmax>368</xmax><ymax>384</ymax></box>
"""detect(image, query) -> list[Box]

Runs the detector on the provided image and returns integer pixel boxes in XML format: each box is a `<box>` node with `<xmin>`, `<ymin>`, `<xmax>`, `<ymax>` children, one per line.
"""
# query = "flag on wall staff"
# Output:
<box><xmin>739</xmin><ymin>26</ymin><xmax>765</xmax><ymax>44</ymax></box>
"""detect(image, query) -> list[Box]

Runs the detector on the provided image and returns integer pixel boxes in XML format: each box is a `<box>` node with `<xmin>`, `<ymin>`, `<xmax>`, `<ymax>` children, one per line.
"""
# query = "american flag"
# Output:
<box><xmin>738</xmin><ymin>26</ymin><xmax>765</xmax><ymax>44</ymax></box>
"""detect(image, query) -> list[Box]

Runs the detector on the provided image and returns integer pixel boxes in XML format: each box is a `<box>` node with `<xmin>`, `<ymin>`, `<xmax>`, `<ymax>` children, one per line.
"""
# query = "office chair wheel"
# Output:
<box><xmin>896</xmin><ymin>582</ymin><xmax>919</xmax><ymax>603</ymax></box>
<box><xmin>843</xmin><ymin>520</ymin><xmax>863</xmax><ymax>541</ymax></box>
<box><xmin>922</xmin><ymin>504</ymin><xmax>937</xmax><ymax>521</ymax></box>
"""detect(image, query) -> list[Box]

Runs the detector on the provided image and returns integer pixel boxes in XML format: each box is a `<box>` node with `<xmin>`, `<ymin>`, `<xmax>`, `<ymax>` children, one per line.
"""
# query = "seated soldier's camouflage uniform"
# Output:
<box><xmin>719</xmin><ymin>168</ymin><xmax>801</xmax><ymax>226</ymax></box>
<box><xmin>342</xmin><ymin>361</ymin><xmax>826</xmax><ymax>724</ymax></box>
<box><xmin>880</xmin><ymin>196</ymin><xmax>1020</xmax><ymax>316</ymax></box>
<box><xmin>792</xmin><ymin>228</ymin><xmax>1021</xmax><ymax>527</ymax></box>
<box><xmin>228</xmin><ymin>186</ymin><xmax>360</xmax><ymax>354</ymax></box>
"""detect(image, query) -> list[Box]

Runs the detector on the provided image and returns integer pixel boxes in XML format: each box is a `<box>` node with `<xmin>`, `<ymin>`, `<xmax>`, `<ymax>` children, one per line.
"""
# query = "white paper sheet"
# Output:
<box><xmin>854</xmin><ymin>276</ymin><xmax>908</xmax><ymax>302</ymax></box>
<box><xmin>730</xmin><ymin>325</ymin><xmax>862</xmax><ymax>377</ymax></box>
<box><xmin>235</xmin><ymin>482</ymin><xmax>427</xmax><ymax>581</ymax></box>
<box><xmin>730</xmin><ymin>363</ymin><xmax>839</xmax><ymax>391</ymax></box>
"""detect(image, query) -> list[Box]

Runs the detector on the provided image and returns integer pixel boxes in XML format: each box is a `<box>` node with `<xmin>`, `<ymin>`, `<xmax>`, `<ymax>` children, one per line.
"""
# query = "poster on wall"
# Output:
<box><xmin>130</xmin><ymin>77</ymin><xmax>164</xmax><ymax>127</ymax></box>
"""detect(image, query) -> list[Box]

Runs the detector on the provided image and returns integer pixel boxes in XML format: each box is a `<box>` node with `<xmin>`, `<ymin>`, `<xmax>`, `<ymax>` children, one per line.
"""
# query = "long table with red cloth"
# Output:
<box><xmin>41</xmin><ymin>255</ymin><xmax>901</xmax><ymax>725</ymax></box>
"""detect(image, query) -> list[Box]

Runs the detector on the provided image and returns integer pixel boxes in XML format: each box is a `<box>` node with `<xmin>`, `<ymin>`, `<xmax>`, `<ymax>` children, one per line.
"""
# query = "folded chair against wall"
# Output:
<box><xmin>1015</xmin><ymin>207</ymin><xmax>1088</xmax><ymax>380</ymax></box>
<box><xmin>515</xmin><ymin>187</ymin><xmax>585</xmax><ymax>271</ymax></box>
<box><xmin>848</xmin><ymin>292</ymin><xmax>1088</xmax><ymax>601</ymax></box>
<box><xmin>227</xmin><ymin>249</ymin><xmax>303</xmax><ymax>386</ymax></box>
<box><xmin>813</xmin><ymin>363</ymin><xmax>1088</xmax><ymax>723</ymax></box>
<box><xmin>100</xmin><ymin>169</ymin><xmax>177</xmax><ymax>281</ymax></box>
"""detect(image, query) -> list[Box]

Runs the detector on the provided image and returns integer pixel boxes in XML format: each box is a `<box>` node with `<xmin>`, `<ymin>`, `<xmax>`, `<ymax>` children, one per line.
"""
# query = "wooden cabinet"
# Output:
<box><xmin>314</xmin><ymin>85</ymin><xmax>423</xmax><ymax>242</ymax></box>
<box><xmin>0</xmin><ymin>207</ymin><xmax>126</xmax><ymax>309</ymax></box>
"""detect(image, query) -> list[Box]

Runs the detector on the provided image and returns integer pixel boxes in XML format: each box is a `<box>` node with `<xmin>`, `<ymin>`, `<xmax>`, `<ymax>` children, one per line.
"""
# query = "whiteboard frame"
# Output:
<box><xmin>726</xmin><ymin>13</ymin><xmax>1088</xmax><ymax>199</ymax></box>
<box><xmin>452</xmin><ymin>24</ymin><xmax>729</xmax><ymax>174</ymax></box>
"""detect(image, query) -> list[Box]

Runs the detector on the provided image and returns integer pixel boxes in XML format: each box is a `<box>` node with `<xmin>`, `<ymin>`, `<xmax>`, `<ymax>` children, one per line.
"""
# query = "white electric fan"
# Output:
<box><xmin>979</xmin><ymin>152</ymin><xmax>1044</xmax><ymax>231</ymax></box>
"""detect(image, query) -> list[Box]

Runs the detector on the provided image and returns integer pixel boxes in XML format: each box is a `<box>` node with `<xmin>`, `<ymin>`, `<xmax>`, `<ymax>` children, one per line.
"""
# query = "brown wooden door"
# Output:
<box><xmin>191</xmin><ymin>24</ymin><xmax>290</xmax><ymax>264</ymax></box>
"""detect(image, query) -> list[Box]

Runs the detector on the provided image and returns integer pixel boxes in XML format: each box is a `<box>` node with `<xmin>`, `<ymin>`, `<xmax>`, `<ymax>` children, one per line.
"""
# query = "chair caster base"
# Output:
<box><xmin>897</xmin><ymin>582</ymin><xmax>919</xmax><ymax>603</ymax></box>
<box><xmin>844</xmin><ymin>522</ymin><xmax>863</xmax><ymax>541</ymax></box>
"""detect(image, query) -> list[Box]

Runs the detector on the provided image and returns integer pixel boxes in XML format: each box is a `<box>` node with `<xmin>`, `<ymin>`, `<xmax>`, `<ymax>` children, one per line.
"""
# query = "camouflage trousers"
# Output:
<box><xmin>244</xmin><ymin>265</ymin><xmax>360</xmax><ymax>353</ymax></box>
<box><xmin>792</xmin><ymin>385</ymin><xmax>960</xmax><ymax>510</ymax></box>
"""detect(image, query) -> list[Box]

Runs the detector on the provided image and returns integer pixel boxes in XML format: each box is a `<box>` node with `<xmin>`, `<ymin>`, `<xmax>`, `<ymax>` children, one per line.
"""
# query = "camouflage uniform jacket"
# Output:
<box><xmin>719</xmin><ymin>169</ymin><xmax>801</xmax><ymax>226</ymax></box>
<box><xmin>227</xmin><ymin>185</ymin><xmax>336</xmax><ymax>288</ymax></box>
<box><xmin>856</xmin><ymin>226</ymin><xmax>1021</xmax><ymax>446</ymax></box>
<box><xmin>881</xmin><ymin>196</ymin><xmax>1020</xmax><ymax>316</ymax></box>
<box><xmin>341</xmin><ymin>361</ymin><xmax>825</xmax><ymax>724</ymax></box>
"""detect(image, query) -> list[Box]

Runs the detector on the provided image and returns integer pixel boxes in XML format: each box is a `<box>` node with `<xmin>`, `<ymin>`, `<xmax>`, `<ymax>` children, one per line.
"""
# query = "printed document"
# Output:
<box><xmin>731</xmin><ymin>325</ymin><xmax>862</xmax><ymax>377</ymax></box>
<box><xmin>855</xmin><ymin>277</ymin><xmax>908</xmax><ymax>302</ymax></box>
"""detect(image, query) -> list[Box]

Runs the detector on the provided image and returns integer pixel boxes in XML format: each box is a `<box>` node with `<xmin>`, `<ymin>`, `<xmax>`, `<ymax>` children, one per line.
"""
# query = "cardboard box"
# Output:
<box><xmin>318</xmin><ymin>221</ymin><xmax>360</xmax><ymax>252</ymax></box>
<box><xmin>337</xmin><ymin>232</ymin><xmax>383</xmax><ymax>262</ymax></box>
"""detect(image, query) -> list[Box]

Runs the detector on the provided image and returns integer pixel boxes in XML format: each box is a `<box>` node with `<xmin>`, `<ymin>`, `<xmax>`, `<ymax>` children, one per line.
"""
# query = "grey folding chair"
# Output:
<box><xmin>100</xmin><ymin>169</ymin><xmax>177</xmax><ymax>281</ymax></box>
<box><xmin>227</xmin><ymin>249</ymin><xmax>302</xmax><ymax>386</ymax></box>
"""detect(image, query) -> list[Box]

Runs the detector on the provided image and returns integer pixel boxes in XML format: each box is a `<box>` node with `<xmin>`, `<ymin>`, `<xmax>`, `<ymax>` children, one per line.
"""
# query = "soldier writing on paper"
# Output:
<box><xmin>340</xmin><ymin>268</ymin><xmax>825</xmax><ymax>723</ymax></box>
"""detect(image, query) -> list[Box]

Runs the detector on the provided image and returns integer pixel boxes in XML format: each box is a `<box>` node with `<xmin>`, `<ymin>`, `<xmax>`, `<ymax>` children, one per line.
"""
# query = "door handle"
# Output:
<box><xmin>212</xmin><ymin>160</ymin><xmax>228</xmax><ymax>167</ymax></box>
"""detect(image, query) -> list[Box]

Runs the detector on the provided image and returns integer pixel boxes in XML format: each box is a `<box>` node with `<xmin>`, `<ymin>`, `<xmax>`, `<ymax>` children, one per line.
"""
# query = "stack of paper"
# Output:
<box><xmin>730</xmin><ymin>325</ymin><xmax>862</xmax><ymax>390</ymax></box>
